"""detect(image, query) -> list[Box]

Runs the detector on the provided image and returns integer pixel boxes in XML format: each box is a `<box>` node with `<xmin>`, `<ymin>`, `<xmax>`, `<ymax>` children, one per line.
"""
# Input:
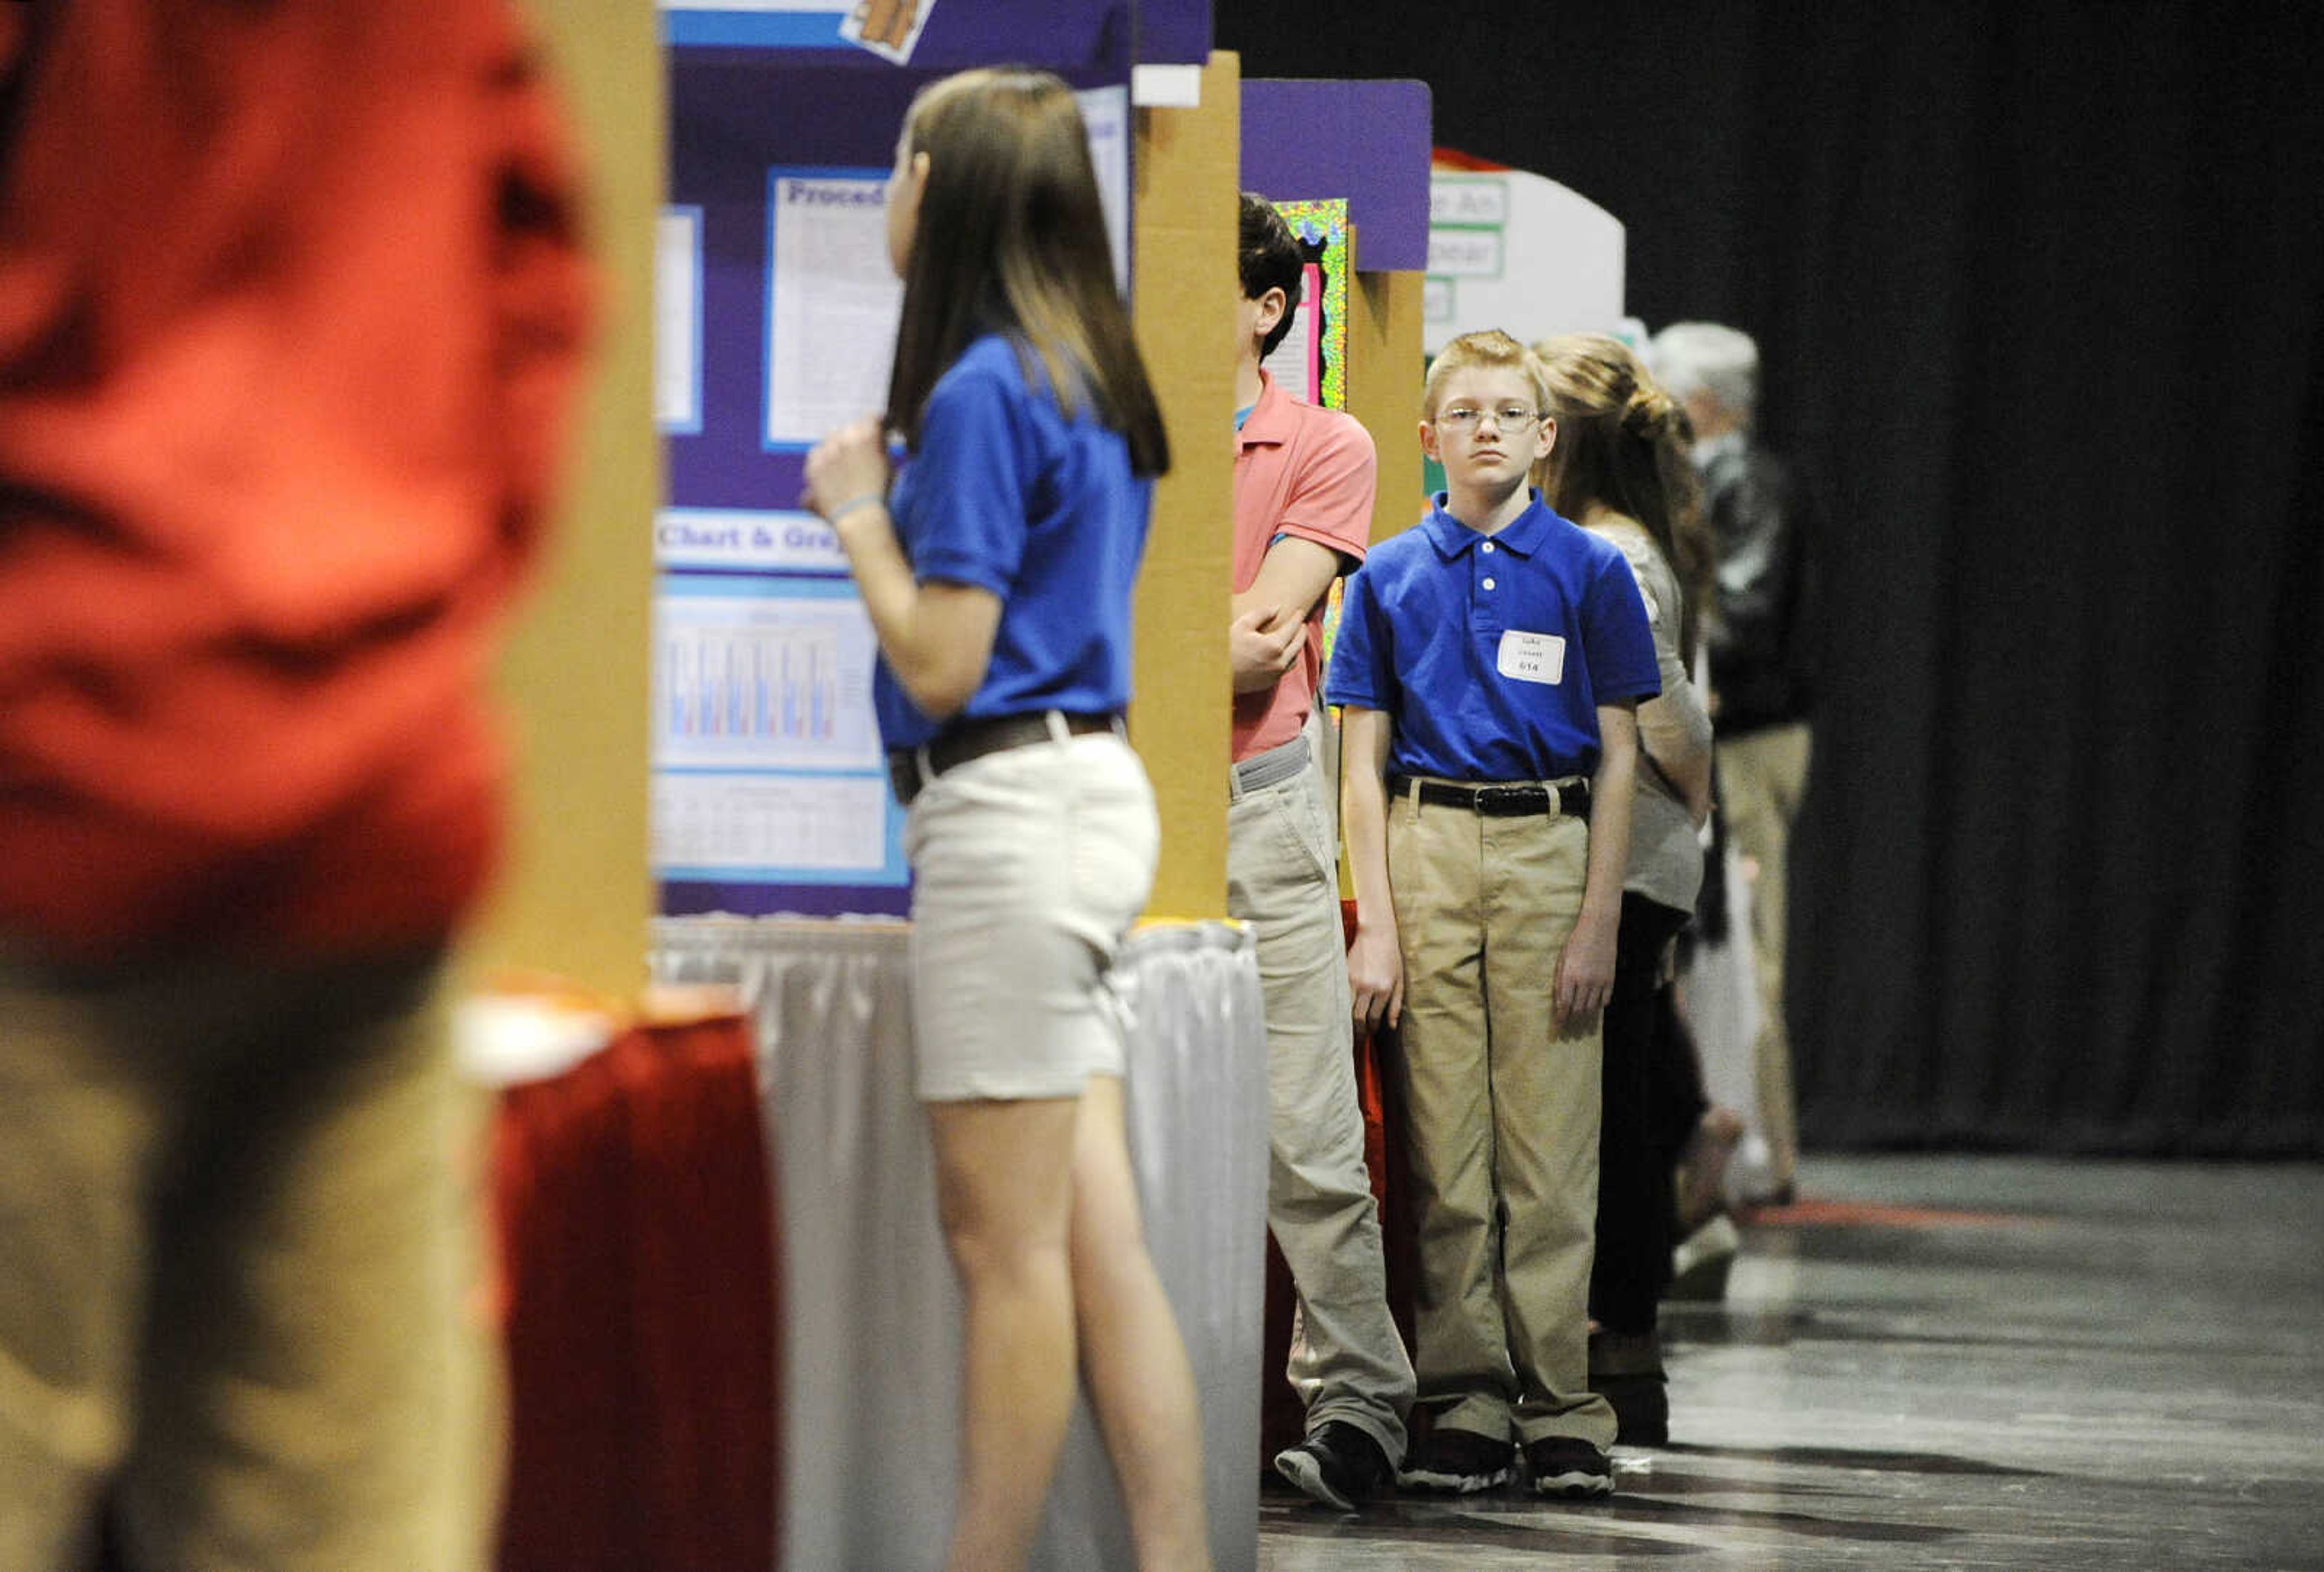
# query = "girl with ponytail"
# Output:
<box><xmin>1531</xmin><ymin>333</ymin><xmax>1718</xmax><ymax>1446</ymax></box>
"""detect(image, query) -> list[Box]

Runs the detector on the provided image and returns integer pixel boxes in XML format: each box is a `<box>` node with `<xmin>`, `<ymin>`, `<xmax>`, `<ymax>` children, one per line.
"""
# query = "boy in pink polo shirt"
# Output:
<box><xmin>1229</xmin><ymin>194</ymin><xmax>1416</xmax><ymax>1510</ymax></box>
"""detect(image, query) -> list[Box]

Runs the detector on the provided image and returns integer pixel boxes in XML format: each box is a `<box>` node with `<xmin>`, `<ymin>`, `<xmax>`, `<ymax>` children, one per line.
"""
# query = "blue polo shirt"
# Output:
<box><xmin>874</xmin><ymin>333</ymin><xmax>1152</xmax><ymax>751</ymax></box>
<box><xmin>1324</xmin><ymin>491</ymin><xmax>1660</xmax><ymax>780</ymax></box>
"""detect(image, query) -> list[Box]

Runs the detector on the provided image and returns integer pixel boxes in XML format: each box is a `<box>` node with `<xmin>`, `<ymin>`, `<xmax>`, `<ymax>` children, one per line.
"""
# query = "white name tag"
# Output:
<box><xmin>1497</xmin><ymin>629</ymin><xmax>1566</xmax><ymax>685</ymax></box>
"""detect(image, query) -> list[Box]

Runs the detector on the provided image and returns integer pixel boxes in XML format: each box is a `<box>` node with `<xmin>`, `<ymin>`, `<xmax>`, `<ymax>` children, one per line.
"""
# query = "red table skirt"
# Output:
<box><xmin>491</xmin><ymin>1015</ymin><xmax>780</xmax><ymax>1572</ymax></box>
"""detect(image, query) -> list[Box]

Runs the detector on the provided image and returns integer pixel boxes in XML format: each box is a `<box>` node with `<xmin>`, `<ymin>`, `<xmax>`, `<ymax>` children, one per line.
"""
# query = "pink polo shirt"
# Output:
<box><xmin>1232</xmin><ymin>372</ymin><xmax>1377</xmax><ymax>762</ymax></box>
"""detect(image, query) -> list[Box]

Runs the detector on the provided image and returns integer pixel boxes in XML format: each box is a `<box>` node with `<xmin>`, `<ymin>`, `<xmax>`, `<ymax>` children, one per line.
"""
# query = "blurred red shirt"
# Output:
<box><xmin>0</xmin><ymin>0</ymin><xmax>594</xmax><ymax>959</ymax></box>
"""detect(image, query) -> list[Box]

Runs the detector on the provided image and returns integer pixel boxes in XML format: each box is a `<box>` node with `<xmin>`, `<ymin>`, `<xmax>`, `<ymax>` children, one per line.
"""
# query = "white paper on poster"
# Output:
<box><xmin>653</xmin><ymin>772</ymin><xmax>890</xmax><ymax>873</ymax></box>
<box><xmin>655</xmin><ymin>508</ymin><xmax>849</xmax><ymax>573</ymax></box>
<box><xmin>654</xmin><ymin>591</ymin><xmax>883</xmax><ymax>772</ymax></box>
<box><xmin>1430</xmin><ymin>177</ymin><xmax>1509</xmax><ymax>227</ymax></box>
<box><xmin>766</xmin><ymin>172</ymin><xmax>902</xmax><ymax>447</ymax></box>
<box><xmin>656</xmin><ymin>206</ymin><xmax>704</xmax><ymax>432</ymax></box>
<box><xmin>1427</xmin><ymin>227</ymin><xmax>1503</xmax><ymax>279</ymax></box>
<box><xmin>1075</xmin><ymin>86</ymin><xmax>1132</xmax><ymax>297</ymax></box>
<box><xmin>839</xmin><ymin>0</ymin><xmax>936</xmax><ymax>64</ymax></box>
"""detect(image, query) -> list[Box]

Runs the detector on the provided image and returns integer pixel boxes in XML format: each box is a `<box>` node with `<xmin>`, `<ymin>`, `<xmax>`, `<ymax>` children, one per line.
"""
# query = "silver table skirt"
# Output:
<box><xmin>651</xmin><ymin>916</ymin><xmax>1269</xmax><ymax>1572</ymax></box>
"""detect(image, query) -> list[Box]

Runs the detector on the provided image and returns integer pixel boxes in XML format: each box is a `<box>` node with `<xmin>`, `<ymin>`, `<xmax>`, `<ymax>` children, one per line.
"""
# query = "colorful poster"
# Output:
<box><xmin>1261</xmin><ymin>199</ymin><xmax>1351</xmax><ymax>410</ymax></box>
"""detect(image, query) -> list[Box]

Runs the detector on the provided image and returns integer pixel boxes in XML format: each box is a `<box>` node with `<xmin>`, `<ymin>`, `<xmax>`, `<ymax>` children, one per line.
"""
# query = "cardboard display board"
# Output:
<box><xmin>1126</xmin><ymin>50</ymin><xmax>1241</xmax><ymax>919</ymax></box>
<box><xmin>476</xmin><ymin>0</ymin><xmax>661</xmax><ymax>999</ymax></box>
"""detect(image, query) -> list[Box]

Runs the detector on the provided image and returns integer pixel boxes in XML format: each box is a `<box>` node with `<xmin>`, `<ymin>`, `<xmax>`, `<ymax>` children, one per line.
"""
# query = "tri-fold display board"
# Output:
<box><xmin>652</xmin><ymin>7</ymin><xmax>1146</xmax><ymax>918</ymax></box>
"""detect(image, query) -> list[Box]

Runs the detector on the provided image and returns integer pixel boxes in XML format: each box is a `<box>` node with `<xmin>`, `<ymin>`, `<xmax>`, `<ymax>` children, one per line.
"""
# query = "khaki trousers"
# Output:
<box><xmin>1228</xmin><ymin>748</ymin><xmax>1415</xmax><ymax>1461</ymax></box>
<box><xmin>1719</xmin><ymin>722</ymin><xmax>1811</xmax><ymax>1192</ymax></box>
<box><xmin>0</xmin><ymin>949</ymin><xmax>497</xmax><ymax>1572</ymax></box>
<box><xmin>1387</xmin><ymin>789</ymin><xmax>1617</xmax><ymax>1449</ymax></box>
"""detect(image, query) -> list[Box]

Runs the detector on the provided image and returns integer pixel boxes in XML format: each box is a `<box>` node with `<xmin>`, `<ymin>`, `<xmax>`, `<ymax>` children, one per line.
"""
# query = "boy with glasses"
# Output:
<box><xmin>1229</xmin><ymin>194</ymin><xmax>1416</xmax><ymax>1510</ymax></box>
<box><xmin>1327</xmin><ymin>329</ymin><xmax>1659</xmax><ymax>1498</ymax></box>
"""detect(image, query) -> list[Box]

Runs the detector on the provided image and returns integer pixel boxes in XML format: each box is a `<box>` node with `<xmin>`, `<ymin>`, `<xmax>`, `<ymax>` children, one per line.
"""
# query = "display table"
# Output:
<box><xmin>650</xmin><ymin>916</ymin><xmax>1269</xmax><ymax>1572</ymax></box>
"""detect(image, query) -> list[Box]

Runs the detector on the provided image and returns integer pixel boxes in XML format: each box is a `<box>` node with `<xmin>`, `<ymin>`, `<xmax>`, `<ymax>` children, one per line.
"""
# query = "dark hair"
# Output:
<box><xmin>884</xmin><ymin>68</ymin><xmax>1169</xmax><ymax>477</ymax></box>
<box><xmin>1238</xmin><ymin>192</ymin><xmax>1305</xmax><ymax>360</ymax></box>
<box><xmin>1531</xmin><ymin>334</ymin><xmax>1714</xmax><ymax>662</ymax></box>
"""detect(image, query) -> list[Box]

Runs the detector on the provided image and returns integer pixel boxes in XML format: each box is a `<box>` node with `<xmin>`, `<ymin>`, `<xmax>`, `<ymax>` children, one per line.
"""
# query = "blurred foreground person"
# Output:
<box><xmin>0</xmin><ymin>4</ymin><xmax>592</xmax><ymax>1568</ymax></box>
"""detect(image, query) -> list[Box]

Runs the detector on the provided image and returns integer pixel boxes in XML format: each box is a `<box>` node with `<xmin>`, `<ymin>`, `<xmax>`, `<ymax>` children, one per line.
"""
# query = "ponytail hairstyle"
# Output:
<box><xmin>883</xmin><ymin>68</ymin><xmax>1170</xmax><ymax>478</ymax></box>
<box><xmin>1529</xmin><ymin>333</ymin><xmax>1713</xmax><ymax>661</ymax></box>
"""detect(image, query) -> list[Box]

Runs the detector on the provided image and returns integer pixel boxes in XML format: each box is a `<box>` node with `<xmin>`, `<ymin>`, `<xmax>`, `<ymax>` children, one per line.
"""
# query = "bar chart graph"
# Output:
<box><xmin>654</xmin><ymin>591</ymin><xmax>881</xmax><ymax>772</ymax></box>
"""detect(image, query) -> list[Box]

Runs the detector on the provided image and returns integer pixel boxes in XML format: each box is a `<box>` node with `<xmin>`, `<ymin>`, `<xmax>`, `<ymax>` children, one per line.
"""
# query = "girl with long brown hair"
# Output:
<box><xmin>804</xmin><ymin>68</ymin><xmax>1209</xmax><ymax>1572</ymax></box>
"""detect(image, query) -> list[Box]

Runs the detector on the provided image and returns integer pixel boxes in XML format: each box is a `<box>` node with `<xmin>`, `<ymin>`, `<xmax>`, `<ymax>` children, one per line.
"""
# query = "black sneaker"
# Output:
<box><xmin>1525</xmin><ymin>1435</ymin><xmax>1613</xmax><ymax>1499</ymax></box>
<box><xmin>1272</xmin><ymin>1420</ymin><xmax>1393</xmax><ymax>1510</ymax></box>
<box><xmin>1396</xmin><ymin>1426</ymin><xmax>1514</xmax><ymax>1494</ymax></box>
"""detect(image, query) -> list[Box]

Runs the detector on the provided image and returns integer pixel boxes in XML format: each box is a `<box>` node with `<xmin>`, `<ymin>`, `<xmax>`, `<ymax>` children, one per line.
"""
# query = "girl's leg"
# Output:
<box><xmin>927</xmin><ymin>1096</ymin><xmax>1083</xmax><ymax>1572</ymax></box>
<box><xmin>1066</xmin><ymin>1076</ymin><xmax>1212</xmax><ymax>1572</ymax></box>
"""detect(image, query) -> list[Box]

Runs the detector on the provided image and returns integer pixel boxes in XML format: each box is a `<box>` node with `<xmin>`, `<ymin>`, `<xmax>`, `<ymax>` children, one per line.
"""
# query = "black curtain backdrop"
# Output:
<box><xmin>1218</xmin><ymin>2</ymin><xmax>2324</xmax><ymax>1156</ymax></box>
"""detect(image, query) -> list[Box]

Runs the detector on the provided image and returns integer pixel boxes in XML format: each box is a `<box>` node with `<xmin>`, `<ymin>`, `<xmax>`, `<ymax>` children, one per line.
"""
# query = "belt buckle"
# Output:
<box><xmin>1475</xmin><ymin>783</ymin><xmax>1521</xmax><ymax>814</ymax></box>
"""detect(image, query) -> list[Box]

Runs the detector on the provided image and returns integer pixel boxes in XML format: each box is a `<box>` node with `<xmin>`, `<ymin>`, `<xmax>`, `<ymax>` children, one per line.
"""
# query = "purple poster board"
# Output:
<box><xmin>659</xmin><ymin>51</ymin><xmax>1131</xmax><ymax>919</ymax></box>
<box><xmin>1137</xmin><ymin>0</ymin><xmax>1212</xmax><ymax>65</ymax></box>
<box><xmin>1239</xmin><ymin>77</ymin><xmax>1434</xmax><ymax>274</ymax></box>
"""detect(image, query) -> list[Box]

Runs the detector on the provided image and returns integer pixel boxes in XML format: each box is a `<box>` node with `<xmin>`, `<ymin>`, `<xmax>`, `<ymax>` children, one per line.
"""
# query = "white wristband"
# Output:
<box><xmin>824</xmin><ymin>492</ymin><xmax>887</xmax><ymax>527</ymax></box>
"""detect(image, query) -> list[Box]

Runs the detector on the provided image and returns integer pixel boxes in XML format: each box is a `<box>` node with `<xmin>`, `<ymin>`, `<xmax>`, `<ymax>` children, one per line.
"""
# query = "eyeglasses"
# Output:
<box><xmin>1436</xmin><ymin>404</ymin><xmax>1538</xmax><ymax>431</ymax></box>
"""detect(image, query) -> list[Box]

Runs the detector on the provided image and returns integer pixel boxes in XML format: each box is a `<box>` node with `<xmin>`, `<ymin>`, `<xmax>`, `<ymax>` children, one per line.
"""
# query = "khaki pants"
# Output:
<box><xmin>1229</xmin><ymin>748</ymin><xmax>1415</xmax><ymax>1461</ymax></box>
<box><xmin>0</xmin><ymin>949</ymin><xmax>497</xmax><ymax>1572</ymax></box>
<box><xmin>1387</xmin><ymin>789</ymin><xmax>1617</xmax><ymax>1449</ymax></box>
<box><xmin>1719</xmin><ymin>722</ymin><xmax>1811</xmax><ymax>1192</ymax></box>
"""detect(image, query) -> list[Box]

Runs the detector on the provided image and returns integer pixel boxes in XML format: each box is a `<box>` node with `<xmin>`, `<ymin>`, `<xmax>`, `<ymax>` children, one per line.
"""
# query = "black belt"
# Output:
<box><xmin>887</xmin><ymin>711</ymin><xmax>1121</xmax><ymax>806</ymax></box>
<box><xmin>1388</xmin><ymin>774</ymin><xmax>1591</xmax><ymax>821</ymax></box>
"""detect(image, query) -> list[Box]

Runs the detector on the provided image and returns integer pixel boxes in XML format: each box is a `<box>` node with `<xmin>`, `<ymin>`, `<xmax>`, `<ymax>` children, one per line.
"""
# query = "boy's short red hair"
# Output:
<box><xmin>1423</xmin><ymin>329</ymin><xmax>1552</xmax><ymax>418</ymax></box>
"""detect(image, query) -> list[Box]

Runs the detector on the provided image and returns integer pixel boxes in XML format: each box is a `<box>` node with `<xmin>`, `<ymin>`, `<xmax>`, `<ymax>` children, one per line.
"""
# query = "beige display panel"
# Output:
<box><xmin>1346</xmin><ymin>265</ymin><xmax>1429</xmax><ymax>545</ymax></box>
<box><xmin>474</xmin><ymin>0</ymin><xmax>661</xmax><ymax>1000</ymax></box>
<box><xmin>1129</xmin><ymin>50</ymin><xmax>1241</xmax><ymax>921</ymax></box>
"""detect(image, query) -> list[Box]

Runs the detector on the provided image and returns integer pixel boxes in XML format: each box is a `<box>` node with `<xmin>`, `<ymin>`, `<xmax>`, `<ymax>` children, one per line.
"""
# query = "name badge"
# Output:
<box><xmin>1497</xmin><ymin>629</ymin><xmax>1566</xmax><ymax>685</ymax></box>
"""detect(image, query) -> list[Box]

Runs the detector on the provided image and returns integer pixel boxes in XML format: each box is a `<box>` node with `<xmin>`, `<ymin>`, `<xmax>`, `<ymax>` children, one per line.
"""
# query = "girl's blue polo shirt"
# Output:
<box><xmin>1324</xmin><ymin>491</ymin><xmax>1659</xmax><ymax>781</ymax></box>
<box><xmin>874</xmin><ymin>333</ymin><xmax>1153</xmax><ymax>751</ymax></box>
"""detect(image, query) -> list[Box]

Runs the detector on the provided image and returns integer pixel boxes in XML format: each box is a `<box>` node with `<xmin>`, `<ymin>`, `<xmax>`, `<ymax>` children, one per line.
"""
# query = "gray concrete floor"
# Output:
<box><xmin>1258</xmin><ymin>1156</ymin><xmax>2324</xmax><ymax>1570</ymax></box>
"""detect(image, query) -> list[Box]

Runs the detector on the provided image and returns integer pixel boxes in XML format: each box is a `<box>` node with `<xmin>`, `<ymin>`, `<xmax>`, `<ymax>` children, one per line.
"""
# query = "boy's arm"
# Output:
<box><xmin>1230</xmin><ymin>537</ymin><xmax>1340</xmax><ymax>694</ymax></box>
<box><xmin>1554</xmin><ymin>700</ymin><xmax>1640</xmax><ymax>1036</ymax></box>
<box><xmin>1340</xmin><ymin>705</ymin><xmax>1403</xmax><ymax>1033</ymax></box>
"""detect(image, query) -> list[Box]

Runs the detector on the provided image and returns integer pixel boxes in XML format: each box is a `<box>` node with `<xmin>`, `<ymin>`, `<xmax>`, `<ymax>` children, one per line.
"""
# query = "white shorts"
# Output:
<box><xmin>902</xmin><ymin>723</ymin><xmax>1158</xmax><ymax>1102</ymax></box>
